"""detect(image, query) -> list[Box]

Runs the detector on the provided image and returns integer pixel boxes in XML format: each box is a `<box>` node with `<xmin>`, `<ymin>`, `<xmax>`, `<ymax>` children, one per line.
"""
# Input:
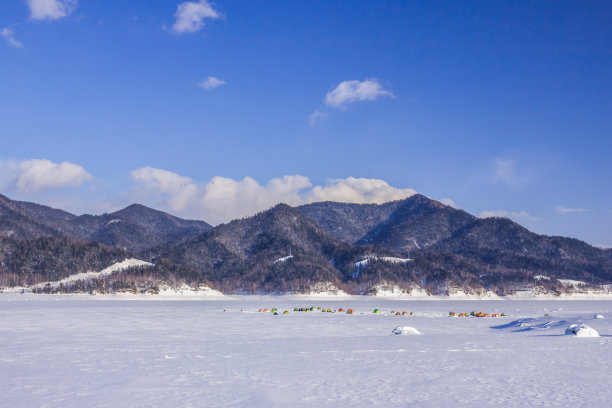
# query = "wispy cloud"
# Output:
<box><xmin>308</xmin><ymin>110</ymin><xmax>328</xmax><ymax>126</ymax></box>
<box><xmin>172</xmin><ymin>0</ymin><xmax>220</xmax><ymax>34</ymax></box>
<box><xmin>325</xmin><ymin>79</ymin><xmax>394</xmax><ymax>108</ymax></box>
<box><xmin>26</xmin><ymin>0</ymin><xmax>77</xmax><ymax>21</ymax></box>
<box><xmin>556</xmin><ymin>206</ymin><xmax>588</xmax><ymax>214</ymax></box>
<box><xmin>1</xmin><ymin>27</ymin><xmax>23</xmax><ymax>48</ymax></box>
<box><xmin>198</xmin><ymin>76</ymin><xmax>225</xmax><ymax>90</ymax></box>
<box><xmin>0</xmin><ymin>159</ymin><xmax>92</xmax><ymax>194</ymax></box>
<box><xmin>480</xmin><ymin>209</ymin><xmax>542</xmax><ymax>222</ymax></box>
<box><xmin>127</xmin><ymin>168</ymin><xmax>416</xmax><ymax>224</ymax></box>
<box><xmin>489</xmin><ymin>158</ymin><xmax>523</xmax><ymax>187</ymax></box>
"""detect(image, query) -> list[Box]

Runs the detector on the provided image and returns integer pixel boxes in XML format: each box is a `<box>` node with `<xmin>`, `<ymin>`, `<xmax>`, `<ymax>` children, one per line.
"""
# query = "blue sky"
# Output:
<box><xmin>1</xmin><ymin>0</ymin><xmax>611</xmax><ymax>246</ymax></box>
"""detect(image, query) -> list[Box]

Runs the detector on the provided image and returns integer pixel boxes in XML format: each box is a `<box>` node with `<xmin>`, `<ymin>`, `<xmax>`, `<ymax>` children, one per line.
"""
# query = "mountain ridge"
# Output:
<box><xmin>6</xmin><ymin>197</ymin><xmax>212</xmax><ymax>253</ymax></box>
<box><xmin>1</xmin><ymin>193</ymin><xmax>611</xmax><ymax>295</ymax></box>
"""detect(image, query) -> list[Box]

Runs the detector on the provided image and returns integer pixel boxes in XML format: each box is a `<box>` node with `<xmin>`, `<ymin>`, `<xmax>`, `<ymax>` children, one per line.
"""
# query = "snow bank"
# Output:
<box><xmin>565</xmin><ymin>324</ymin><xmax>600</xmax><ymax>338</ymax></box>
<box><xmin>594</xmin><ymin>314</ymin><xmax>605</xmax><ymax>319</ymax></box>
<box><xmin>302</xmin><ymin>282</ymin><xmax>349</xmax><ymax>297</ymax></box>
<box><xmin>492</xmin><ymin>318</ymin><xmax>569</xmax><ymax>332</ymax></box>
<box><xmin>445</xmin><ymin>286</ymin><xmax>500</xmax><ymax>299</ymax></box>
<box><xmin>392</xmin><ymin>326</ymin><xmax>421</xmax><ymax>335</ymax></box>
<box><xmin>370</xmin><ymin>283</ymin><xmax>429</xmax><ymax>298</ymax></box>
<box><xmin>508</xmin><ymin>284</ymin><xmax>612</xmax><ymax>299</ymax></box>
<box><xmin>0</xmin><ymin>286</ymin><xmax>31</xmax><ymax>294</ymax></box>
<box><xmin>157</xmin><ymin>284</ymin><xmax>223</xmax><ymax>297</ymax></box>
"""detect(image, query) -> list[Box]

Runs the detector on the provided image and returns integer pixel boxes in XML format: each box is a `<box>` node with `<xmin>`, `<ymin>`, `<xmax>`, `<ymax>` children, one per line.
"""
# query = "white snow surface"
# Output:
<box><xmin>31</xmin><ymin>258</ymin><xmax>153</xmax><ymax>289</ymax></box>
<box><xmin>272</xmin><ymin>255</ymin><xmax>294</xmax><ymax>264</ymax></box>
<box><xmin>354</xmin><ymin>255</ymin><xmax>411</xmax><ymax>268</ymax></box>
<box><xmin>1</xmin><ymin>296</ymin><xmax>612</xmax><ymax>407</ymax></box>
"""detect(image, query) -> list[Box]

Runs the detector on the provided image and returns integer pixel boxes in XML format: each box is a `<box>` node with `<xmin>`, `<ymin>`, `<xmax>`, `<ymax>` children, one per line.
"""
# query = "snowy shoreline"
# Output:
<box><xmin>6</xmin><ymin>259</ymin><xmax>612</xmax><ymax>300</ymax></box>
<box><xmin>3</xmin><ymin>292</ymin><xmax>612</xmax><ymax>301</ymax></box>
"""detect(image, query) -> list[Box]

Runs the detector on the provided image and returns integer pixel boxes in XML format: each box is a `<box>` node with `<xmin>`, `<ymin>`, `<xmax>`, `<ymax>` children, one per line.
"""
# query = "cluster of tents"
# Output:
<box><xmin>257</xmin><ymin>307</ymin><xmax>418</xmax><ymax>315</ymax></box>
<box><xmin>257</xmin><ymin>307</ymin><xmax>508</xmax><ymax>317</ymax></box>
<box><xmin>258</xmin><ymin>306</ymin><xmax>357</xmax><ymax>314</ymax></box>
<box><xmin>373</xmin><ymin>309</ymin><xmax>414</xmax><ymax>316</ymax></box>
<box><xmin>449</xmin><ymin>311</ymin><xmax>506</xmax><ymax>318</ymax></box>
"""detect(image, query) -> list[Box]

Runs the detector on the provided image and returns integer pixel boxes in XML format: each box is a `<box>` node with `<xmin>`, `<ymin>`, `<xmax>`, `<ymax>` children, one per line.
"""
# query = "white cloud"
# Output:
<box><xmin>0</xmin><ymin>159</ymin><xmax>92</xmax><ymax>194</ymax></box>
<box><xmin>480</xmin><ymin>209</ymin><xmax>542</xmax><ymax>222</ymax></box>
<box><xmin>440</xmin><ymin>198</ymin><xmax>456</xmax><ymax>208</ymax></box>
<box><xmin>1</xmin><ymin>28</ymin><xmax>24</xmax><ymax>48</ymax></box>
<box><xmin>556</xmin><ymin>206</ymin><xmax>587</xmax><ymax>214</ymax></box>
<box><xmin>304</xmin><ymin>177</ymin><xmax>416</xmax><ymax>204</ymax></box>
<box><xmin>26</xmin><ymin>0</ymin><xmax>77</xmax><ymax>21</ymax></box>
<box><xmin>172</xmin><ymin>0</ymin><xmax>220</xmax><ymax>34</ymax></box>
<box><xmin>131</xmin><ymin>167</ymin><xmax>193</xmax><ymax>196</ymax></box>
<box><xmin>325</xmin><ymin>79</ymin><xmax>394</xmax><ymax>108</ymax></box>
<box><xmin>127</xmin><ymin>168</ymin><xmax>416</xmax><ymax>224</ymax></box>
<box><xmin>198</xmin><ymin>76</ymin><xmax>225</xmax><ymax>90</ymax></box>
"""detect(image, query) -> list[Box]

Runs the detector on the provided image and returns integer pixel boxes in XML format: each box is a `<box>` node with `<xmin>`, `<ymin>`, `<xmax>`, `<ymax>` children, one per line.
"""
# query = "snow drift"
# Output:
<box><xmin>392</xmin><ymin>326</ymin><xmax>421</xmax><ymax>335</ymax></box>
<box><xmin>565</xmin><ymin>324</ymin><xmax>600</xmax><ymax>338</ymax></box>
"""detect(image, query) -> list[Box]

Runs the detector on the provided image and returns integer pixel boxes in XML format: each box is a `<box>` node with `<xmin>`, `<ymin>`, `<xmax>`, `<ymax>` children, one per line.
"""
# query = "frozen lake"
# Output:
<box><xmin>1</xmin><ymin>295</ymin><xmax>611</xmax><ymax>407</ymax></box>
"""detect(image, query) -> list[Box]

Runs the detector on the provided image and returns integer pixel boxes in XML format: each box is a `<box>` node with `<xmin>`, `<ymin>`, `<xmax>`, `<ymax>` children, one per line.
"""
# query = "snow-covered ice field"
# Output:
<box><xmin>1</xmin><ymin>295</ymin><xmax>611</xmax><ymax>407</ymax></box>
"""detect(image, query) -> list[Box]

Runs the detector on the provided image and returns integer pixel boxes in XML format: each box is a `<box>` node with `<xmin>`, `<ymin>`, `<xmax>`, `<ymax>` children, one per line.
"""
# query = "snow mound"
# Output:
<box><xmin>594</xmin><ymin>314</ymin><xmax>605</xmax><ymax>319</ymax></box>
<box><xmin>392</xmin><ymin>326</ymin><xmax>421</xmax><ymax>335</ymax></box>
<box><xmin>565</xmin><ymin>324</ymin><xmax>599</xmax><ymax>338</ymax></box>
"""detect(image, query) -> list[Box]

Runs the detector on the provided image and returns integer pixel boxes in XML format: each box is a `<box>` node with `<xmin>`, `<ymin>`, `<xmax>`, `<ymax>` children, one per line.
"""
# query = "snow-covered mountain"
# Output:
<box><xmin>2</xmin><ymin>193</ymin><xmax>612</xmax><ymax>296</ymax></box>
